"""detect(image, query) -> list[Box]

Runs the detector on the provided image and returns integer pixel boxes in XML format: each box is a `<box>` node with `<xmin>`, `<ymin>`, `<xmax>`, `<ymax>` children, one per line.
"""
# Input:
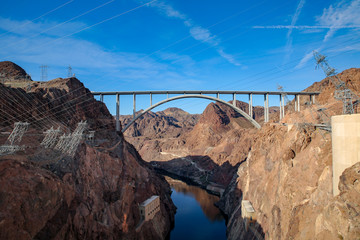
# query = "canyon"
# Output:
<box><xmin>122</xmin><ymin>68</ymin><xmax>360</xmax><ymax>239</ymax></box>
<box><xmin>1</xmin><ymin>61</ymin><xmax>360</xmax><ymax>239</ymax></box>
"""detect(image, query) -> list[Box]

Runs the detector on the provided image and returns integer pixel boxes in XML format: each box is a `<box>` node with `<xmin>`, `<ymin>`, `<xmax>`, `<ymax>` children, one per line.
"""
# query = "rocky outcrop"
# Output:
<box><xmin>0</xmin><ymin>71</ymin><xmax>175</xmax><ymax>239</ymax></box>
<box><xmin>0</xmin><ymin>61</ymin><xmax>32</xmax><ymax>81</ymax></box>
<box><xmin>121</xmin><ymin>107</ymin><xmax>199</xmax><ymax>139</ymax></box>
<box><xmin>304</xmin><ymin>68</ymin><xmax>360</xmax><ymax>114</ymax></box>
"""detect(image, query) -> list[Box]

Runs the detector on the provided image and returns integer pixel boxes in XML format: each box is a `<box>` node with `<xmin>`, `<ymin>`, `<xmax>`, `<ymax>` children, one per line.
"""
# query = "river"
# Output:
<box><xmin>165</xmin><ymin>176</ymin><xmax>227</xmax><ymax>240</ymax></box>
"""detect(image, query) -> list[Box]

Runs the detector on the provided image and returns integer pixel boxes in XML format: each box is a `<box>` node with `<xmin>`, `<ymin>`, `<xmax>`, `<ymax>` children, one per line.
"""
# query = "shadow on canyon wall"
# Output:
<box><xmin>151</xmin><ymin>155</ymin><xmax>240</xmax><ymax>188</ymax></box>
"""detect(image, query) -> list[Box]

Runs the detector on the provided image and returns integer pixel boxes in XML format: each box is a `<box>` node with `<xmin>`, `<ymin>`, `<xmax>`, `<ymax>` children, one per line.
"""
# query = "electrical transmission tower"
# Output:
<box><xmin>313</xmin><ymin>51</ymin><xmax>359</xmax><ymax>114</ymax></box>
<box><xmin>55</xmin><ymin>133</ymin><xmax>72</xmax><ymax>152</ymax></box>
<box><xmin>0</xmin><ymin>122</ymin><xmax>29</xmax><ymax>155</ymax></box>
<box><xmin>41</xmin><ymin>127</ymin><xmax>62</xmax><ymax>148</ymax></box>
<box><xmin>66</xmin><ymin>121</ymin><xmax>88</xmax><ymax>157</ymax></box>
<box><xmin>39</xmin><ymin>65</ymin><xmax>49</xmax><ymax>81</ymax></box>
<box><xmin>6</xmin><ymin>122</ymin><xmax>30</xmax><ymax>145</ymax></box>
<box><xmin>67</xmin><ymin>65</ymin><xmax>73</xmax><ymax>78</ymax></box>
<box><xmin>54</xmin><ymin>121</ymin><xmax>88</xmax><ymax>157</ymax></box>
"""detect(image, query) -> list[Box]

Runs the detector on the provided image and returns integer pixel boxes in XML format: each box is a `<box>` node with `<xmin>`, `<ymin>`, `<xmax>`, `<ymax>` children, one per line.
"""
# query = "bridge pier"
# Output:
<box><xmin>294</xmin><ymin>94</ymin><xmax>301</xmax><ymax>112</ymax></box>
<box><xmin>249</xmin><ymin>94</ymin><xmax>253</xmax><ymax>118</ymax></box>
<box><xmin>150</xmin><ymin>93</ymin><xmax>152</xmax><ymax>106</ymax></box>
<box><xmin>133</xmin><ymin>93</ymin><xmax>136</xmax><ymax>118</ymax></box>
<box><xmin>100</xmin><ymin>94</ymin><xmax>104</xmax><ymax>102</ymax></box>
<box><xmin>282</xmin><ymin>95</ymin><xmax>285</xmax><ymax>118</ymax></box>
<box><xmin>279</xmin><ymin>94</ymin><xmax>285</xmax><ymax>120</ymax></box>
<box><xmin>294</xmin><ymin>95</ymin><xmax>300</xmax><ymax>112</ymax></box>
<box><xmin>116</xmin><ymin>94</ymin><xmax>120</xmax><ymax>132</ymax></box>
<box><xmin>280</xmin><ymin>95</ymin><xmax>283</xmax><ymax>120</ymax></box>
<box><xmin>233</xmin><ymin>93</ymin><xmax>236</xmax><ymax>106</ymax></box>
<box><xmin>311</xmin><ymin>94</ymin><xmax>316</xmax><ymax>104</ymax></box>
<box><xmin>264</xmin><ymin>94</ymin><xmax>269</xmax><ymax>122</ymax></box>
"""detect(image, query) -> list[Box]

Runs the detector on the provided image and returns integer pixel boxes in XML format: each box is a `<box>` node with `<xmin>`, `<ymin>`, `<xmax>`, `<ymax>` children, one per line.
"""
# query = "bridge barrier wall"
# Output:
<box><xmin>331</xmin><ymin>114</ymin><xmax>360</xmax><ymax>196</ymax></box>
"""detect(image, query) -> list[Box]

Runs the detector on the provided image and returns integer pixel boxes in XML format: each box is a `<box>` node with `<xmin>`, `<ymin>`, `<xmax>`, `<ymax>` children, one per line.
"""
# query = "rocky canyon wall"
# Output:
<box><xmin>0</xmin><ymin>62</ymin><xmax>175</xmax><ymax>240</ymax></box>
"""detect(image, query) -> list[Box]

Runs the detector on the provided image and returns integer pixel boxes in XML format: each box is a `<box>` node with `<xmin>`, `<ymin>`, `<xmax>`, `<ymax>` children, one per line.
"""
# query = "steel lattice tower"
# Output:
<box><xmin>67</xmin><ymin>65</ymin><xmax>73</xmax><ymax>78</ymax></box>
<box><xmin>313</xmin><ymin>51</ymin><xmax>358</xmax><ymax>114</ymax></box>
<box><xmin>39</xmin><ymin>65</ymin><xmax>49</xmax><ymax>81</ymax></box>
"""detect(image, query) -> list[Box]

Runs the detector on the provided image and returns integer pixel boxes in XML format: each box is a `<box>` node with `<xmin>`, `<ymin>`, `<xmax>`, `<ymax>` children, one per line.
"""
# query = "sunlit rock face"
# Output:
<box><xmin>219</xmin><ymin>69</ymin><xmax>360</xmax><ymax>240</ymax></box>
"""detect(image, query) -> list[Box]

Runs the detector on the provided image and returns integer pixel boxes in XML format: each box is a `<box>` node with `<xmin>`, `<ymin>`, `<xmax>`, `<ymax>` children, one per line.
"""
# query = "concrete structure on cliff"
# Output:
<box><xmin>92</xmin><ymin>90</ymin><xmax>319</xmax><ymax>132</ymax></box>
<box><xmin>331</xmin><ymin>114</ymin><xmax>360</xmax><ymax>196</ymax></box>
<box><xmin>139</xmin><ymin>195</ymin><xmax>160</xmax><ymax>221</ymax></box>
<box><xmin>241</xmin><ymin>200</ymin><xmax>256</xmax><ymax>231</ymax></box>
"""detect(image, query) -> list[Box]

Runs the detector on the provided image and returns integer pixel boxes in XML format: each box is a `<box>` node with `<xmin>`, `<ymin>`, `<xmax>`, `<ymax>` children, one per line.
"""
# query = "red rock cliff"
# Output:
<box><xmin>0</xmin><ymin>71</ymin><xmax>175</xmax><ymax>239</ymax></box>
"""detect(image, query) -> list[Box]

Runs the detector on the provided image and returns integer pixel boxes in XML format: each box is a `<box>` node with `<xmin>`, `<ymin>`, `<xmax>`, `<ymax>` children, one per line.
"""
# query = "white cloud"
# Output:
<box><xmin>145</xmin><ymin>0</ymin><xmax>241</xmax><ymax>67</ymax></box>
<box><xmin>217</xmin><ymin>49</ymin><xmax>241</xmax><ymax>67</ymax></box>
<box><xmin>253</xmin><ymin>25</ymin><xmax>360</xmax><ymax>29</ymax></box>
<box><xmin>287</xmin><ymin>0</ymin><xmax>306</xmax><ymax>39</ymax></box>
<box><xmin>284</xmin><ymin>0</ymin><xmax>306</xmax><ymax>63</ymax></box>
<box><xmin>295</xmin><ymin>50</ymin><xmax>316</xmax><ymax>69</ymax></box>
<box><xmin>149</xmin><ymin>1</ymin><xmax>187</xmax><ymax>20</ymax></box>
<box><xmin>189</xmin><ymin>26</ymin><xmax>218</xmax><ymax>46</ymax></box>
<box><xmin>0</xmin><ymin>17</ymin><xmax>85</xmax><ymax>37</ymax></box>
<box><xmin>316</xmin><ymin>0</ymin><xmax>360</xmax><ymax>42</ymax></box>
<box><xmin>0</xmin><ymin>17</ymin><xmax>204</xmax><ymax>89</ymax></box>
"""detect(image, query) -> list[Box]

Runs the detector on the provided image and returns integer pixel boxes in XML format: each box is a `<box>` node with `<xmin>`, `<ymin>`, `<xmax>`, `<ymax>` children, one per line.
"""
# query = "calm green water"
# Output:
<box><xmin>166</xmin><ymin>177</ymin><xmax>227</xmax><ymax>240</ymax></box>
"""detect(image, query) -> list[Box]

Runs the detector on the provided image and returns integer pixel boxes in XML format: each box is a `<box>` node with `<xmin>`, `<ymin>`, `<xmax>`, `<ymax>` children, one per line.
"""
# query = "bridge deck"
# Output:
<box><xmin>91</xmin><ymin>90</ymin><xmax>320</xmax><ymax>96</ymax></box>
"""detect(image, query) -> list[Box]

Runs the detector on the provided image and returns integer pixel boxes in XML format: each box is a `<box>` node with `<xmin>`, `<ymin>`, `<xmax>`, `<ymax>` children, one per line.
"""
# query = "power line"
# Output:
<box><xmin>1</xmin><ymin>0</ymin><xmax>158</xmax><ymax>60</ymax></box>
<box><xmin>314</xmin><ymin>50</ymin><xmax>359</xmax><ymax>114</ymax></box>
<box><xmin>0</xmin><ymin>0</ymin><xmax>116</xmax><ymax>51</ymax></box>
<box><xmin>0</xmin><ymin>0</ymin><xmax>74</xmax><ymax>38</ymax></box>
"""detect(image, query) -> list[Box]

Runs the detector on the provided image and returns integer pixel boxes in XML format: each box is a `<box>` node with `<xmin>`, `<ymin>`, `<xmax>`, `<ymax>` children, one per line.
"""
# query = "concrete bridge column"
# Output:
<box><xmin>331</xmin><ymin>114</ymin><xmax>360</xmax><ymax>196</ymax></box>
<box><xmin>267</xmin><ymin>93</ymin><xmax>269</xmax><ymax>122</ymax></box>
<box><xmin>281</xmin><ymin>94</ymin><xmax>285</xmax><ymax>119</ymax></box>
<box><xmin>233</xmin><ymin>93</ymin><xmax>236</xmax><ymax>107</ymax></box>
<box><xmin>133</xmin><ymin>93</ymin><xmax>136</xmax><ymax>118</ymax></box>
<box><xmin>100</xmin><ymin>94</ymin><xmax>103</xmax><ymax>102</ymax></box>
<box><xmin>249</xmin><ymin>94</ymin><xmax>253</xmax><ymax>118</ymax></box>
<box><xmin>217</xmin><ymin>92</ymin><xmax>220</xmax><ymax>99</ymax></box>
<box><xmin>279</xmin><ymin>95</ymin><xmax>283</xmax><ymax>120</ymax></box>
<box><xmin>150</xmin><ymin>93</ymin><xmax>152</xmax><ymax>106</ymax></box>
<box><xmin>116</xmin><ymin>94</ymin><xmax>120</xmax><ymax>132</ymax></box>
<box><xmin>297</xmin><ymin>95</ymin><xmax>300</xmax><ymax>112</ymax></box>
<box><xmin>264</xmin><ymin>94</ymin><xmax>269</xmax><ymax>122</ymax></box>
<box><xmin>294</xmin><ymin>94</ymin><xmax>298</xmax><ymax>112</ymax></box>
<box><xmin>311</xmin><ymin>95</ymin><xmax>316</xmax><ymax>104</ymax></box>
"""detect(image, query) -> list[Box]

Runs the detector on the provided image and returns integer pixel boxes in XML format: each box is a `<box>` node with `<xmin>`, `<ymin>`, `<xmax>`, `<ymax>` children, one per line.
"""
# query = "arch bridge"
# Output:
<box><xmin>91</xmin><ymin>90</ymin><xmax>320</xmax><ymax>133</ymax></box>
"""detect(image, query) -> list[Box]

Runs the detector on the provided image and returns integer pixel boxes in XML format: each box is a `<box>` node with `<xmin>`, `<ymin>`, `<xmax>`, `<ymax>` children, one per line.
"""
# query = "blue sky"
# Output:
<box><xmin>1</xmin><ymin>0</ymin><xmax>360</xmax><ymax>114</ymax></box>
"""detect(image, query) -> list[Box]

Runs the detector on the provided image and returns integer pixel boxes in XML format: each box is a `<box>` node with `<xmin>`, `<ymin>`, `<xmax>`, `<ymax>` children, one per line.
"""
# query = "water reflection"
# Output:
<box><xmin>166</xmin><ymin>177</ymin><xmax>224</xmax><ymax>221</ymax></box>
<box><xmin>166</xmin><ymin>176</ymin><xmax>226</xmax><ymax>240</ymax></box>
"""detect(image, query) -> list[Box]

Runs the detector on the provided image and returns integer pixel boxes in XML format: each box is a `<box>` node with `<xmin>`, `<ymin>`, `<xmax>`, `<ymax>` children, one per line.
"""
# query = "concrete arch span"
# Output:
<box><xmin>122</xmin><ymin>94</ymin><xmax>261</xmax><ymax>133</ymax></box>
